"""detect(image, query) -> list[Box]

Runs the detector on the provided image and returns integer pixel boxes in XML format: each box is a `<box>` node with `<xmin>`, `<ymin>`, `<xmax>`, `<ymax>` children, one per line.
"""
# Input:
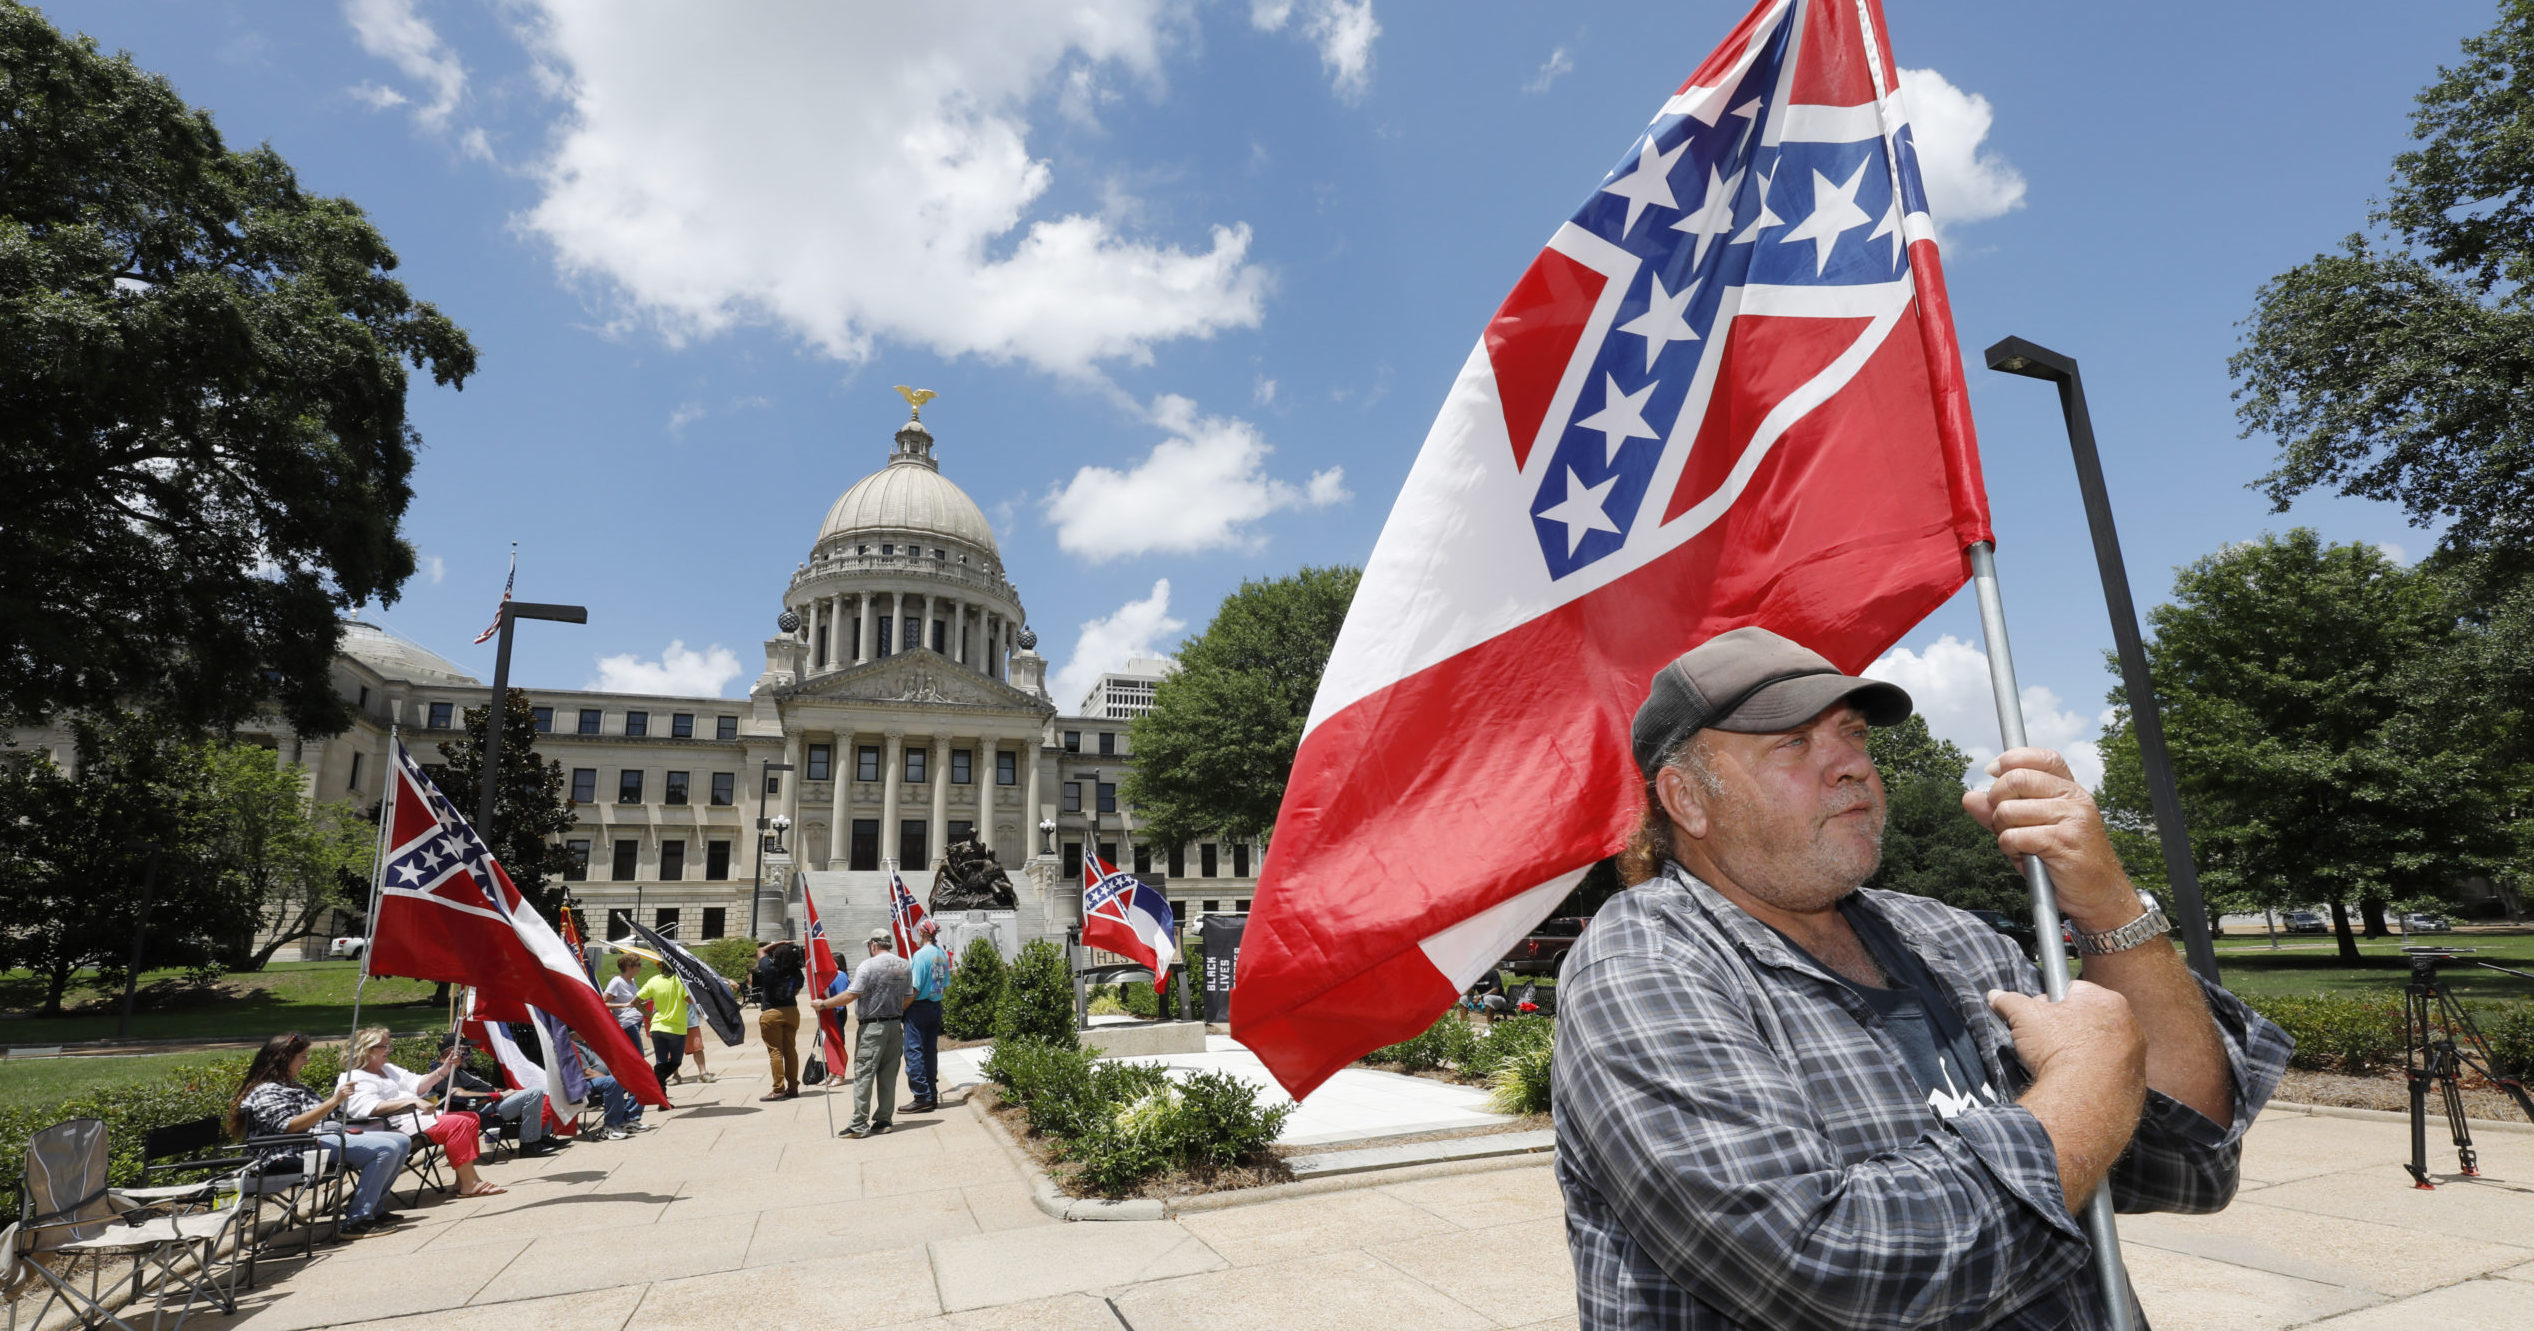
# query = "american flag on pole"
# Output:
<box><xmin>1232</xmin><ymin>0</ymin><xmax>1994</xmax><ymax>1097</ymax></box>
<box><xmin>886</xmin><ymin>865</ymin><xmax>929</xmax><ymax>957</ymax></box>
<box><xmin>471</xmin><ymin>551</ymin><xmax>515</xmax><ymax>646</ymax></box>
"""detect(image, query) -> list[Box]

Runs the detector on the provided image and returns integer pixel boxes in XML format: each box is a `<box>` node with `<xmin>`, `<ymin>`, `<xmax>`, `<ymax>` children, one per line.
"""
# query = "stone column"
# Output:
<box><xmin>1022</xmin><ymin>733</ymin><xmax>1044</xmax><ymax>858</ymax></box>
<box><xmin>828</xmin><ymin>727</ymin><xmax>850</xmax><ymax>868</ymax></box>
<box><xmin>928</xmin><ymin>734</ymin><xmax>950</xmax><ymax>868</ymax></box>
<box><xmin>880</xmin><ymin>729</ymin><xmax>904</xmax><ymax>867</ymax></box>
<box><xmin>826</xmin><ymin>594</ymin><xmax>842</xmax><ymax>670</ymax></box>
<box><xmin>782</xmin><ymin>729</ymin><xmax>804</xmax><ymax>837</ymax></box>
<box><xmin>953</xmin><ymin>601</ymin><xmax>968</xmax><ymax>666</ymax></box>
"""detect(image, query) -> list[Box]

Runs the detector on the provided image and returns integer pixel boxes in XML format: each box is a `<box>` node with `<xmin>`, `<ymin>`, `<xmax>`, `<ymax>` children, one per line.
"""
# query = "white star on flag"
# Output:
<box><xmin>1779</xmin><ymin>161</ymin><xmax>1874</xmax><ymax>275</ymax></box>
<box><xmin>1671</xmin><ymin>165</ymin><xmax>1742</xmax><ymax>269</ymax></box>
<box><xmin>394</xmin><ymin>863</ymin><xmax>423</xmax><ymax>885</ymax></box>
<box><xmin>1870</xmin><ymin>197</ymin><xmax>1901</xmax><ymax>266</ymax></box>
<box><xmin>1600</xmin><ymin>134</ymin><xmax>1690</xmax><ymax>237</ymax></box>
<box><xmin>1572</xmin><ymin>374</ymin><xmax>1663</xmax><ymax>464</ymax></box>
<box><xmin>1617</xmin><ymin>276</ymin><xmax>1700</xmax><ymax>371</ymax></box>
<box><xmin>1536</xmin><ymin>468</ymin><xmax>1625</xmax><ymax>556</ymax></box>
<box><xmin>1731</xmin><ymin>165</ymin><xmax>1784</xmax><ymax>244</ymax></box>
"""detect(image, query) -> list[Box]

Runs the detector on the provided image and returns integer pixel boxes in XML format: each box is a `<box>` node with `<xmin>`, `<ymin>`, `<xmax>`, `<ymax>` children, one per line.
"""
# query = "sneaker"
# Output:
<box><xmin>841</xmin><ymin>1127</ymin><xmax>868</xmax><ymax>1139</ymax></box>
<box><xmin>869</xmin><ymin>1122</ymin><xmax>892</xmax><ymax>1135</ymax></box>
<box><xmin>900</xmin><ymin>1101</ymin><xmax>936</xmax><ymax>1114</ymax></box>
<box><xmin>598</xmin><ymin>1127</ymin><xmax>632</xmax><ymax>1141</ymax></box>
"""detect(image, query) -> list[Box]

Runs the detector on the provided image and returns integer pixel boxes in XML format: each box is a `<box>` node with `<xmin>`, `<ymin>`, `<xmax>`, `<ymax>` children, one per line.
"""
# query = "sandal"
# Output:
<box><xmin>459</xmin><ymin>1183</ymin><xmax>508</xmax><ymax>1197</ymax></box>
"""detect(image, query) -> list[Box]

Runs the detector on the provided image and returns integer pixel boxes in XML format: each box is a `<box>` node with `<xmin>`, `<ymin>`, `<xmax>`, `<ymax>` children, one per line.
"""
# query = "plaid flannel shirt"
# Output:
<box><xmin>1554</xmin><ymin>864</ymin><xmax>2292</xmax><ymax>1331</ymax></box>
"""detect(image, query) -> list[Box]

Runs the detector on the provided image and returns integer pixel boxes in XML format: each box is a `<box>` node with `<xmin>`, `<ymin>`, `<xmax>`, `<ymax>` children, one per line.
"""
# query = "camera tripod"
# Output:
<box><xmin>2400</xmin><ymin>948</ymin><xmax>2534</xmax><ymax>1189</ymax></box>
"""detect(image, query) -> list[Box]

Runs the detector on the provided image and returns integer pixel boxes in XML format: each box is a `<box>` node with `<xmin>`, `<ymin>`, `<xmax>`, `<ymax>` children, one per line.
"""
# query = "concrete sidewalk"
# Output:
<box><xmin>99</xmin><ymin>1057</ymin><xmax>2534</xmax><ymax>1331</ymax></box>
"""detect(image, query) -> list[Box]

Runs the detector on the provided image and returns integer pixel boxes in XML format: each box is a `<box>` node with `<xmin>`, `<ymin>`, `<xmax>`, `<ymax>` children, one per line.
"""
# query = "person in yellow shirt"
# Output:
<box><xmin>635</xmin><ymin>959</ymin><xmax>690</xmax><ymax>1085</ymax></box>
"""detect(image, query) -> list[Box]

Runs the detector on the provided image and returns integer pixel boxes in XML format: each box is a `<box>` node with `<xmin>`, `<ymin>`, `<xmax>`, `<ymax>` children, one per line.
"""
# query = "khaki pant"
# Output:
<box><xmin>759</xmin><ymin>1005</ymin><xmax>800</xmax><ymax>1092</ymax></box>
<box><xmin>849</xmin><ymin>1017</ymin><xmax>902</xmax><ymax>1134</ymax></box>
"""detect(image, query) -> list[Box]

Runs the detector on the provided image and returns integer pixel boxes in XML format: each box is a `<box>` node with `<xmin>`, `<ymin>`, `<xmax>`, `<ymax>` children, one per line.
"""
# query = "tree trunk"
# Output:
<box><xmin>42</xmin><ymin>960</ymin><xmax>73</xmax><ymax>1017</ymax></box>
<box><xmin>2359</xmin><ymin>897</ymin><xmax>2390</xmax><ymax>938</ymax></box>
<box><xmin>2328</xmin><ymin>898</ymin><xmax>2363</xmax><ymax>964</ymax></box>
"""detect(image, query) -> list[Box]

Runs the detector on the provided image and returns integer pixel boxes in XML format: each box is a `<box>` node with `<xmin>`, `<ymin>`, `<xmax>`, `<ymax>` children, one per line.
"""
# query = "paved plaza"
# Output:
<box><xmin>79</xmin><ymin>1056</ymin><xmax>2534</xmax><ymax>1331</ymax></box>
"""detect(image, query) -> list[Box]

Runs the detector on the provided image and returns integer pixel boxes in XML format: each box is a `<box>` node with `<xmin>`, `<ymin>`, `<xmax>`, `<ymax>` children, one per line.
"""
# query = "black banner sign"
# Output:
<box><xmin>1198</xmin><ymin>913</ymin><xmax>1246</xmax><ymax>1023</ymax></box>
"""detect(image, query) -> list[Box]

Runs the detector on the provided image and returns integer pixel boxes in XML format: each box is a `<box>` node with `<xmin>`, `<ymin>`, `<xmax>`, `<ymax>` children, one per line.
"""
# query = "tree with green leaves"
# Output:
<box><xmin>0</xmin><ymin>714</ymin><xmax>249</xmax><ymax>1014</ymax></box>
<box><xmin>1122</xmin><ymin>565</ymin><xmax>1360</xmax><ymax>850</ymax></box>
<box><xmin>0</xmin><ymin>3</ymin><xmax>477</xmax><ymax>737</ymax></box>
<box><xmin>1862</xmin><ymin>714</ymin><xmax>2027</xmax><ymax>916</ymax></box>
<box><xmin>2103</xmin><ymin>532</ymin><xmax>2494</xmax><ymax>961</ymax></box>
<box><xmin>2232</xmin><ymin>1</ymin><xmax>2534</xmax><ymax>914</ymax></box>
<box><xmin>423</xmin><ymin>689</ymin><xmax>579</xmax><ymax>920</ymax></box>
<box><xmin>196</xmin><ymin>740</ymin><xmax>375</xmax><ymax>971</ymax></box>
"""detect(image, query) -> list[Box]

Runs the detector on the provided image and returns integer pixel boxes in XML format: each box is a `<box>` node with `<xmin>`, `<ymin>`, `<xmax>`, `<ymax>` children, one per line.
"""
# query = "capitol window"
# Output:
<box><xmin>716</xmin><ymin>715</ymin><xmax>738</xmax><ymax>740</ymax></box>
<box><xmin>1062</xmin><ymin>781</ymin><xmax>1081</xmax><ymax>813</ymax></box>
<box><xmin>710</xmin><ymin>772</ymin><xmax>734</xmax><ymax>806</ymax></box>
<box><xmin>1063</xmin><ymin>730</ymin><xmax>1080</xmax><ymax>753</ymax></box>
<box><xmin>906</xmin><ymin>748</ymin><xmax>927</xmax><ymax>783</ymax></box>
<box><xmin>807</xmin><ymin>744</ymin><xmax>831</xmax><ymax>781</ymax></box>
<box><xmin>856</xmin><ymin>746</ymin><xmax>880</xmax><ymax>781</ymax></box>
<box><xmin>570</xmin><ymin>768</ymin><xmax>596</xmax><ymax>803</ymax></box>
<box><xmin>625</xmin><ymin>711</ymin><xmax>648</xmax><ymax>737</ymax></box>
<box><xmin>579</xmin><ymin>708</ymin><xmax>601</xmax><ymax>735</ymax></box>
<box><xmin>1098</xmin><ymin>732</ymin><xmax>1114</xmax><ymax>757</ymax></box>
<box><xmin>664</xmin><ymin>771</ymin><xmax>690</xmax><ymax>805</ymax></box>
<box><xmin>671</xmin><ymin>713</ymin><xmax>694</xmax><ymax>739</ymax></box>
<box><xmin>533</xmin><ymin>706</ymin><xmax>554</xmax><ymax>733</ymax></box>
<box><xmin>427</xmin><ymin>702</ymin><xmax>452</xmax><ymax>730</ymax></box>
<box><xmin>996</xmin><ymin>750</ymin><xmax>1017</xmax><ymax>785</ymax></box>
<box><xmin>618</xmin><ymin>770</ymin><xmax>644</xmax><ymax>803</ymax></box>
<box><xmin>951</xmin><ymin>749</ymin><xmax>972</xmax><ymax>784</ymax></box>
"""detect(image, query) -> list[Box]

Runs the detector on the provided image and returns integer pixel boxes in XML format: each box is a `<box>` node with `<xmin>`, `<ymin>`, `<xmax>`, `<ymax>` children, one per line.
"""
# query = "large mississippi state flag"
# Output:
<box><xmin>800</xmin><ymin>881</ymin><xmax>851</xmax><ymax>1073</ymax></box>
<box><xmin>886</xmin><ymin>866</ymin><xmax>930</xmax><ymax>958</ymax></box>
<box><xmin>1233</xmin><ymin>0</ymin><xmax>1993</xmax><ymax>1097</ymax></box>
<box><xmin>1083</xmin><ymin>857</ymin><xmax>1179</xmax><ymax>994</ymax></box>
<box><xmin>369</xmin><ymin>739</ymin><xmax>668</xmax><ymax>1106</ymax></box>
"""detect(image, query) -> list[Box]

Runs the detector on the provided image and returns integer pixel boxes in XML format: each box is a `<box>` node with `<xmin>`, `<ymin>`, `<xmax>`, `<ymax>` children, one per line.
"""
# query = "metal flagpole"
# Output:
<box><xmin>1968</xmin><ymin>542</ymin><xmax>2137</xmax><ymax>1331</ymax></box>
<box><xmin>348</xmin><ymin>728</ymin><xmax>400</xmax><ymax>1048</ymax></box>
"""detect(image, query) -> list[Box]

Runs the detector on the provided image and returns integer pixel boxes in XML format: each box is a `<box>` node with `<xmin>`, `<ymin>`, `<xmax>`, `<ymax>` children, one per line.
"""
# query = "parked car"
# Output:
<box><xmin>2401</xmin><ymin>913</ymin><xmax>2453</xmax><ymax>933</ymax></box>
<box><xmin>2284</xmin><ymin>910</ymin><xmax>2328</xmax><ymax>935</ymax></box>
<box><xmin>329</xmin><ymin>936</ymin><xmax>366</xmax><ymax>960</ymax></box>
<box><xmin>1502</xmin><ymin>916</ymin><xmax>1588</xmax><ymax>976</ymax></box>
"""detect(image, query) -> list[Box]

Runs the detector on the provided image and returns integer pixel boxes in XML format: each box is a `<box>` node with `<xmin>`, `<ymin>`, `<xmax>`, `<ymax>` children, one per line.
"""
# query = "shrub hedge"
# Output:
<box><xmin>941</xmin><ymin>939</ymin><xmax>1007</xmax><ymax>1041</ymax></box>
<box><xmin>695</xmin><ymin>937</ymin><xmax>760</xmax><ymax>984</ymax></box>
<box><xmin>982</xmin><ymin>1036</ymin><xmax>1291</xmax><ymax>1196</ymax></box>
<box><xmin>2242</xmin><ymin>992</ymin><xmax>2533</xmax><ymax>1079</ymax></box>
<box><xmin>0</xmin><ymin>1032</ymin><xmax>457</xmax><ymax>1191</ymax></box>
<box><xmin>995</xmin><ymin>939</ymin><xmax>1077</xmax><ymax>1049</ymax></box>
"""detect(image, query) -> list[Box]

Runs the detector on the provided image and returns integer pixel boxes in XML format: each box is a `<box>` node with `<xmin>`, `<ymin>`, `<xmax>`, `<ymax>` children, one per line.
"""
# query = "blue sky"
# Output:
<box><xmin>42</xmin><ymin>0</ymin><xmax>2494</xmax><ymax>783</ymax></box>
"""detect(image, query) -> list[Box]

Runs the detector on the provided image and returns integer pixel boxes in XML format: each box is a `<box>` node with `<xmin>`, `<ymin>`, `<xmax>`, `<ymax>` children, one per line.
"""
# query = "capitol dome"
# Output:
<box><xmin>816</xmin><ymin>417</ymin><xmax>998</xmax><ymax>561</ymax></box>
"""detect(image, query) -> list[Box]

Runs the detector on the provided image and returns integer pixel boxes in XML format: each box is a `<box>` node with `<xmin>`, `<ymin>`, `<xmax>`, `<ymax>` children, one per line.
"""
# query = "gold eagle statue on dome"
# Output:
<box><xmin>893</xmin><ymin>385</ymin><xmax>939</xmax><ymax>419</ymax></box>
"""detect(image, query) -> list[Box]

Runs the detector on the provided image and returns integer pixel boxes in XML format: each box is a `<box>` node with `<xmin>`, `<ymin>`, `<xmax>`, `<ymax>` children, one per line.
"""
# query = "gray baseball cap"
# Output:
<box><xmin>1630</xmin><ymin>627</ymin><xmax>1912</xmax><ymax>777</ymax></box>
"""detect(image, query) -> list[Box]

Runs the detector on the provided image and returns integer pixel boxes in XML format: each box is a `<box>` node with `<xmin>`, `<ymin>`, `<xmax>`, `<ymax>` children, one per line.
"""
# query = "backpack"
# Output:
<box><xmin>756</xmin><ymin>952</ymin><xmax>805</xmax><ymax>1006</ymax></box>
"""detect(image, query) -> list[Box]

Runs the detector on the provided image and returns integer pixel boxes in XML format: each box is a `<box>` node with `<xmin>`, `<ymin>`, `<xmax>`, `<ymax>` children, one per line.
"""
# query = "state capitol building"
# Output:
<box><xmin>27</xmin><ymin>406</ymin><xmax>1257</xmax><ymax>954</ymax></box>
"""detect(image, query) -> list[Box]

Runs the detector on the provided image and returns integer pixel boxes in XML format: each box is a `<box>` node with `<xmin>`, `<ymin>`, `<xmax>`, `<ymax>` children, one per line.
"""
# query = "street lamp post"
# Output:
<box><xmin>473</xmin><ymin>600</ymin><xmax>588</xmax><ymax>860</ymax></box>
<box><xmin>1984</xmin><ymin>336</ymin><xmax>2219</xmax><ymax>987</ymax></box>
<box><xmin>1074</xmin><ymin>768</ymin><xmax>1097</xmax><ymax>1032</ymax></box>
<box><xmin>750</xmin><ymin>760</ymin><xmax>797</xmax><ymax>940</ymax></box>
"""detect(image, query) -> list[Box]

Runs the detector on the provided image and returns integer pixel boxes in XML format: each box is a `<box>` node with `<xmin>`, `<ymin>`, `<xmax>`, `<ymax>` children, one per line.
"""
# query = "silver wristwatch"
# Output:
<box><xmin>2072</xmin><ymin>906</ymin><xmax>2172</xmax><ymax>956</ymax></box>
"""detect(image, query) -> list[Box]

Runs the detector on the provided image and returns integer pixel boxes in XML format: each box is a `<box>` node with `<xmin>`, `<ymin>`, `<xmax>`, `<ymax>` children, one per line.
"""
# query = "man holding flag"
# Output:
<box><xmin>1229</xmin><ymin>1</ymin><xmax>2286</xmax><ymax>1326</ymax></box>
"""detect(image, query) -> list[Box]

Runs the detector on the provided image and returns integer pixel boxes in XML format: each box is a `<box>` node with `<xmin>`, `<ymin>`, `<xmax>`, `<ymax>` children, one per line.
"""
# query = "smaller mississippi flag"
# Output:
<box><xmin>801</xmin><ymin>881</ymin><xmax>852</xmax><ymax>1072</ymax></box>
<box><xmin>1083</xmin><ymin>856</ymin><xmax>1178</xmax><ymax>994</ymax></box>
<box><xmin>887</xmin><ymin>866</ymin><xmax>929</xmax><ymax>957</ymax></box>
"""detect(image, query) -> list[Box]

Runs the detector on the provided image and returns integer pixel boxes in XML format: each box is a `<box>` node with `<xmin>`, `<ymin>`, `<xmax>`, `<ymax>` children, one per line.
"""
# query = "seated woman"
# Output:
<box><xmin>341</xmin><ymin>1027</ymin><xmax>505</xmax><ymax>1197</ymax></box>
<box><xmin>229</xmin><ymin>1032</ymin><xmax>413</xmax><ymax>1236</ymax></box>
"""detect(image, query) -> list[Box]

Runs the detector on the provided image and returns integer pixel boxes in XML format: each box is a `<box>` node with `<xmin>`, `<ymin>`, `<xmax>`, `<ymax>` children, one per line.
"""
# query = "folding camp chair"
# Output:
<box><xmin>3</xmin><ymin>1119</ymin><xmax>240</xmax><ymax>1331</ymax></box>
<box><xmin>374</xmin><ymin>1108</ymin><xmax>450</xmax><ymax>1207</ymax></box>
<box><xmin>228</xmin><ymin>1133</ymin><xmax>354</xmax><ymax>1290</ymax></box>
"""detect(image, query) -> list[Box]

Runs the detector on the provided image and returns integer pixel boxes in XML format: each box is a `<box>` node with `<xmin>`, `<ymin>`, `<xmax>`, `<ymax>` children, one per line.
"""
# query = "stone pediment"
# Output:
<box><xmin>781</xmin><ymin>650</ymin><xmax>1050</xmax><ymax>714</ymax></box>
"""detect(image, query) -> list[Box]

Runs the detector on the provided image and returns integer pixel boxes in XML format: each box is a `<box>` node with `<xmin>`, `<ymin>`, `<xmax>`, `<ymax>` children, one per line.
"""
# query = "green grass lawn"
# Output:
<box><xmin>2198</xmin><ymin>928</ymin><xmax>2534</xmax><ymax>1008</ymax></box>
<box><xmin>0</xmin><ymin>961</ymin><xmax>443</xmax><ymax>1045</ymax></box>
<box><xmin>0</xmin><ymin>1051</ymin><xmax>222</xmax><ymax>1111</ymax></box>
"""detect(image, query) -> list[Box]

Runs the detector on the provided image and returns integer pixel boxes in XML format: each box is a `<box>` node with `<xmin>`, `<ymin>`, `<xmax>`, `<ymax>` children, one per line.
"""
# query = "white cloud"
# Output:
<box><xmin>1524</xmin><ymin>46</ymin><xmax>1573</xmax><ymax>94</ymax></box>
<box><xmin>1253</xmin><ymin>375</ymin><xmax>1278</xmax><ymax>406</ymax></box>
<box><xmin>1043</xmin><ymin>394</ymin><xmax>1347</xmax><ymax>561</ymax></box>
<box><xmin>667</xmin><ymin>401</ymin><xmax>705</xmax><ymax>436</ymax></box>
<box><xmin>1051</xmin><ymin>580</ymin><xmax>1185</xmax><ymax>709</ymax></box>
<box><xmin>1864</xmin><ymin>634</ymin><xmax>2105</xmax><ymax>792</ymax></box>
<box><xmin>589</xmin><ymin>640</ymin><xmax>745</xmax><ymax>697</ymax></box>
<box><xmin>342</xmin><ymin>0</ymin><xmax>465</xmax><ymax>128</ymax></box>
<box><xmin>513</xmin><ymin>2</ymin><xmax>1268</xmax><ymax>378</ymax></box>
<box><xmin>422</xmin><ymin>555</ymin><xmax>445</xmax><ymax>585</ymax></box>
<box><xmin>1250</xmin><ymin>0</ymin><xmax>1379</xmax><ymax>100</ymax></box>
<box><xmin>2377</xmin><ymin>541</ymin><xmax>2410</xmax><ymax>565</ymax></box>
<box><xmin>1899</xmin><ymin>67</ymin><xmax>2026</xmax><ymax>232</ymax></box>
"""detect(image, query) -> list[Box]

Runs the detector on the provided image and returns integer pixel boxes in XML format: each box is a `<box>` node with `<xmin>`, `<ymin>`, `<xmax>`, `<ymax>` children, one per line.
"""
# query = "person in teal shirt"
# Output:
<box><xmin>902</xmin><ymin>920</ymin><xmax>949</xmax><ymax>1113</ymax></box>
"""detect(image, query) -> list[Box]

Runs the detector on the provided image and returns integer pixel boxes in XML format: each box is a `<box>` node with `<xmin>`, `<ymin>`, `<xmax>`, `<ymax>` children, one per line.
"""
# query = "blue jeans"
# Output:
<box><xmin>491</xmin><ymin>1088</ymin><xmax>547</xmax><ymax>1144</ymax></box>
<box><xmin>587</xmin><ymin>1075</ymin><xmax>640</xmax><ymax>1127</ymax></box>
<box><xmin>903</xmin><ymin>999</ymin><xmax>942</xmax><ymax>1105</ymax></box>
<box><xmin>320</xmin><ymin>1129</ymin><xmax>411</xmax><ymax>1223</ymax></box>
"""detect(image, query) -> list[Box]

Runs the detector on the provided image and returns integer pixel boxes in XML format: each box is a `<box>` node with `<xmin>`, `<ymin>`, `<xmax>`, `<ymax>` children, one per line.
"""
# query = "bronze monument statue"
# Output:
<box><xmin>929</xmin><ymin>835</ymin><xmax>1017</xmax><ymax>912</ymax></box>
